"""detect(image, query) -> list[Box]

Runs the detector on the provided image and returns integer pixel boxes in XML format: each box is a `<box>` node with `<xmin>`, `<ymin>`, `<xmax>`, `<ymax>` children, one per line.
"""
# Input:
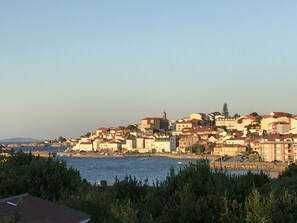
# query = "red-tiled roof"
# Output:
<box><xmin>97</xmin><ymin>127</ymin><xmax>107</xmax><ymax>130</ymax></box>
<box><xmin>244</xmin><ymin>115</ymin><xmax>257</xmax><ymax>120</ymax></box>
<box><xmin>237</xmin><ymin>115</ymin><xmax>256</xmax><ymax>124</ymax></box>
<box><xmin>227</xmin><ymin>137</ymin><xmax>247</xmax><ymax>141</ymax></box>
<box><xmin>181</xmin><ymin>126</ymin><xmax>215</xmax><ymax>134</ymax></box>
<box><xmin>117</xmin><ymin>126</ymin><xmax>126</xmax><ymax>129</ymax></box>
<box><xmin>142</xmin><ymin>117</ymin><xmax>163</xmax><ymax>120</ymax></box>
<box><xmin>262</xmin><ymin>112</ymin><xmax>292</xmax><ymax>119</ymax></box>
<box><xmin>179</xmin><ymin>134</ymin><xmax>195</xmax><ymax>139</ymax></box>
<box><xmin>271</xmin><ymin>112</ymin><xmax>292</xmax><ymax>117</ymax></box>
<box><xmin>216</xmin><ymin>117</ymin><xmax>237</xmax><ymax>120</ymax></box>
<box><xmin>0</xmin><ymin>194</ymin><xmax>91</xmax><ymax>223</ymax></box>
<box><xmin>176</xmin><ymin>121</ymin><xmax>193</xmax><ymax>124</ymax></box>
<box><xmin>280</xmin><ymin>134</ymin><xmax>297</xmax><ymax>140</ymax></box>
<box><xmin>80</xmin><ymin>142</ymin><xmax>93</xmax><ymax>145</ymax></box>
<box><xmin>247</xmin><ymin>137</ymin><xmax>261</xmax><ymax>143</ymax></box>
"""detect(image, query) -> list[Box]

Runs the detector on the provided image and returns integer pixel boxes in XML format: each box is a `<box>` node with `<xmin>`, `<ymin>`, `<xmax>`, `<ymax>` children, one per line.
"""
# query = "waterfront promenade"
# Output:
<box><xmin>25</xmin><ymin>151</ymin><xmax>220</xmax><ymax>160</ymax></box>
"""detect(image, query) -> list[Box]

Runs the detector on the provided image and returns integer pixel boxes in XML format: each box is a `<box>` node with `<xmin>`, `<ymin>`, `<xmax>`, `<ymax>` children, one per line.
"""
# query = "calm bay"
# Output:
<box><xmin>13</xmin><ymin>146</ymin><xmax>266</xmax><ymax>185</ymax></box>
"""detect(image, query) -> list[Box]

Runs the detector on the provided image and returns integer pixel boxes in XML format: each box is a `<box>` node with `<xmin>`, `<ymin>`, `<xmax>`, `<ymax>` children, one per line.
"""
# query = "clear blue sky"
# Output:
<box><xmin>1</xmin><ymin>1</ymin><xmax>297</xmax><ymax>139</ymax></box>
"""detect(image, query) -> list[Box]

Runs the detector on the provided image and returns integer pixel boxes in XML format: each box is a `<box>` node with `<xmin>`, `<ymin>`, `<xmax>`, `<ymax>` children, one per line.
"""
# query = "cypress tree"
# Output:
<box><xmin>222</xmin><ymin>102</ymin><xmax>229</xmax><ymax>117</ymax></box>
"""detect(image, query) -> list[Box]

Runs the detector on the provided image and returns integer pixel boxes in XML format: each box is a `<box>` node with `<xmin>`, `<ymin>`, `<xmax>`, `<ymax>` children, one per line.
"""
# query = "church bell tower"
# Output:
<box><xmin>162</xmin><ymin>110</ymin><xmax>167</xmax><ymax>120</ymax></box>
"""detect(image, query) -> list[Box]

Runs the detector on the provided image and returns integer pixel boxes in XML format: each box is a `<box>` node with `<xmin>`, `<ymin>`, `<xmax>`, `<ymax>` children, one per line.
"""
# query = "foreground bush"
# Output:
<box><xmin>2</xmin><ymin>153</ymin><xmax>297</xmax><ymax>222</ymax></box>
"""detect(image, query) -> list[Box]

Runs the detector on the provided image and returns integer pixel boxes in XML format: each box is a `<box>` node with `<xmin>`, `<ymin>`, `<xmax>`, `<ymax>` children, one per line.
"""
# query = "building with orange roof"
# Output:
<box><xmin>77</xmin><ymin>141</ymin><xmax>93</xmax><ymax>151</ymax></box>
<box><xmin>215</xmin><ymin>117</ymin><xmax>237</xmax><ymax>130</ymax></box>
<box><xmin>176</xmin><ymin>120</ymin><xmax>198</xmax><ymax>132</ymax></box>
<box><xmin>189</xmin><ymin>112</ymin><xmax>206</xmax><ymax>121</ymax></box>
<box><xmin>178</xmin><ymin>134</ymin><xmax>199</xmax><ymax>153</ymax></box>
<box><xmin>213</xmin><ymin>144</ymin><xmax>246</xmax><ymax>156</ymax></box>
<box><xmin>260</xmin><ymin>134</ymin><xmax>297</xmax><ymax>162</ymax></box>
<box><xmin>289</xmin><ymin>116</ymin><xmax>297</xmax><ymax>134</ymax></box>
<box><xmin>261</xmin><ymin>112</ymin><xmax>291</xmax><ymax>132</ymax></box>
<box><xmin>154</xmin><ymin>134</ymin><xmax>176</xmax><ymax>153</ymax></box>
<box><xmin>138</xmin><ymin>111</ymin><xmax>169</xmax><ymax>131</ymax></box>
<box><xmin>235</xmin><ymin>115</ymin><xmax>256</xmax><ymax>131</ymax></box>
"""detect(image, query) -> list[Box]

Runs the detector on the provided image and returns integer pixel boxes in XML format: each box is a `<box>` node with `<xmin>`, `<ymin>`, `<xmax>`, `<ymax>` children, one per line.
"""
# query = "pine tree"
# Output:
<box><xmin>222</xmin><ymin>102</ymin><xmax>229</xmax><ymax>117</ymax></box>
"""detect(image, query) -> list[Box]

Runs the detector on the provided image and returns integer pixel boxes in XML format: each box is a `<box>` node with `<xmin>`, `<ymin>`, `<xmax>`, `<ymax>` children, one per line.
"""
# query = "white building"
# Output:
<box><xmin>99</xmin><ymin>141</ymin><xmax>122</xmax><ymax>152</ymax></box>
<box><xmin>77</xmin><ymin>142</ymin><xmax>93</xmax><ymax>151</ymax></box>
<box><xmin>154</xmin><ymin>134</ymin><xmax>176</xmax><ymax>153</ymax></box>
<box><xmin>225</xmin><ymin>137</ymin><xmax>247</xmax><ymax>146</ymax></box>
<box><xmin>136</xmin><ymin>137</ymin><xmax>145</xmax><ymax>149</ymax></box>
<box><xmin>144</xmin><ymin>137</ymin><xmax>155</xmax><ymax>150</ymax></box>
<box><xmin>125</xmin><ymin>139</ymin><xmax>136</xmax><ymax>151</ymax></box>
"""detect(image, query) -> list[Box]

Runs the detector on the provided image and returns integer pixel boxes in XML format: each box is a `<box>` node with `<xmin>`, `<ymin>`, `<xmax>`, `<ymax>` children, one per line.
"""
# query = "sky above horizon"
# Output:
<box><xmin>1</xmin><ymin>1</ymin><xmax>297</xmax><ymax>140</ymax></box>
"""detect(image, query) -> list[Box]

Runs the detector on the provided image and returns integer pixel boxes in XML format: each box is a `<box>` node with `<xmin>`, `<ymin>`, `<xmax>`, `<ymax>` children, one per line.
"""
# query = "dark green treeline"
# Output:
<box><xmin>1</xmin><ymin>152</ymin><xmax>297</xmax><ymax>223</ymax></box>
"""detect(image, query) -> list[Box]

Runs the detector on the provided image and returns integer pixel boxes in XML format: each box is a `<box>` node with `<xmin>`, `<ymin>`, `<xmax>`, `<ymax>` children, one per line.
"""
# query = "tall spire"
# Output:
<box><xmin>162</xmin><ymin>109</ymin><xmax>167</xmax><ymax>120</ymax></box>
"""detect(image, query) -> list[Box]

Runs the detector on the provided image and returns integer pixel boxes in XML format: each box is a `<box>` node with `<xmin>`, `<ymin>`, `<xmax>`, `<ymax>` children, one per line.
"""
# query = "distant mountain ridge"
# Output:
<box><xmin>0</xmin><ymin>137</ymin><xmax>40</xmax><ymax>143</ymax></box>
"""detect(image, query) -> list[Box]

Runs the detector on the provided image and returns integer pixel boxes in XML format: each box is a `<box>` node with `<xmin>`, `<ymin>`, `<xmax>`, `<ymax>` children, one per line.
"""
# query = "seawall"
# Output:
<box><xmin>210</xmin><ymin>161</ymin><xmax>287</xmax><ymax>172</ymax></box>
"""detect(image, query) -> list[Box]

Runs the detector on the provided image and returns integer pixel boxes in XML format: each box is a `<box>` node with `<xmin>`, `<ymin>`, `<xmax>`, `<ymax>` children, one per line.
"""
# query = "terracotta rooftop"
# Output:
<box><xmin>262</xmin><ymin>112</ymin><xmax>291</xmax><ymax>119</ymax></box>
<box><xmin>142</xmin><ymin>117</ymin><xmax>163</xmax><ymax>121</ymax></box>
<box><xmin>0</xmin><ymin>193</ymin><xmax>91</xmax><ymax>223</ymax></box>
<box><xmin>216</xmin><ymin>117</ymin><xmax>237</xmax><ymax>120</ymax></box>
<box><xmin>182</xmin><ymin>126</ymin><xmax>215</xmax><ymax>134</ymax></box>
<box><xmin>80</xmin><ymin>142</ymin><xmax>93</xmax><ymax>145</ymax></box>
<box><xmin>271</xmin><ymin>112</ymin><xmax>292</xmax><ymax>117</ymax></box>
<box><xmin>237</xmin><ymin>115</ymin><xmax>256</xmax><ymax>124</ymax></box>
<box><xmin>97</xmin><ymin>127</ymin><xmax>108</xmax><ymax>130</ymax></box>
<box><xmin>227</xmin><ymin>137</ymin><xmax>247</xmax><ymax>141</ymax></box>
<box><xmin>263</xmin><ymin>134</ymin><xmax>297</xmax><ymax>142</ymax></box>
<box><xmin>176</xmin><ymin>121</ymin><xmax>193</xmax><ymax>124</ymax></box>
<box><xmin>244</xmin><ymin>115</ymin><xmax>257</xmax><ymax>120</ymax></box>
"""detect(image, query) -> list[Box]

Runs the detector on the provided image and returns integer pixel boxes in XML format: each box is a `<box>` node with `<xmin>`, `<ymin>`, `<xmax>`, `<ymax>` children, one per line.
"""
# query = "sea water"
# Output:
<box><xmin>13</xmin><ymin>146</ymin><xmax>273</xmax><ymax>185</ymax></box>
<box><xmin>55</xmin><ymin>156</ymin><xmax>195</xmax><ymax>185</ymax></box>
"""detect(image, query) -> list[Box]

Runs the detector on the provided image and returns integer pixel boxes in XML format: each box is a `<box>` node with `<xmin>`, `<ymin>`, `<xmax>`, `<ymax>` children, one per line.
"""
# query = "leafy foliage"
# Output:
<box><xmin>126</xmin><ymin>125</ymin><xmax>139</xmax><ymax>132</ymax></box>
<box><xmin>0</xmin><ymin>151</ymin><xmax>87</xmax><ymax>200</ymax></box>
<box><xmin>2</xmin><ymin>153</ymin><xmax>297</xmax><ymax>222</ymax></box>
<box><xmin>185</xmin><ymin>144</ymin><xmax>205</xmax><ymax>154</ymax></box>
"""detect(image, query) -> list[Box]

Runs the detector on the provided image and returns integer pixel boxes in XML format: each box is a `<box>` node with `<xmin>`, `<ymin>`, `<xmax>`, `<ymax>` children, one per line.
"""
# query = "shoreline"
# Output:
<box><xmin>56</xmin><ymin>151</ymin><xmax>220</xmax><ymax>160</ymax></box>
<box><xmin>26</xmin><ymin>151</ymin><xmax>288</xmax><ymax>174</ymax></box>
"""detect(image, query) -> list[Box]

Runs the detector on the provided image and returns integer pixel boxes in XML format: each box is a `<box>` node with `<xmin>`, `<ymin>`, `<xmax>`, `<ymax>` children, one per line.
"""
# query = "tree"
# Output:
<box><xmin>200</xmin><ymin>117</ymin><xmax>215</xmax><ymax>126</ymax></box>
<box><xmin>211</xmin><ymin>111</ymin><xmax>221</xmax><ymax>116</ymax></box>
<box><xmin>127</xmin><ymin>125</ymin><xmax>138</xmax><ymax>132</ymax></box>
<box><xmin>186</xmin><ymin>144</ymin><xmax>205</xmax><ymax>154</ymax></box>
<box><xmin>233</xmin><ymin>113</ymin><xmax>240</xmax><ymax>118</ymax></box>
<box><xmin>250</xmin><ymin>112</ymin><xmax>259</xmax><ymax>117</ymax></box>
<box><xmin>0</xmin><ymin>151</ymin><xmax>87</xmax><ymax>201</ymax></box>
<box><xmin>222</xmin><ymin>102</ymin><xmax>229</xmax><ymax>117</ymax></box>
<box><xmin>6</xmin><ymin>152</ymin><xmax>297</xmax><ymax>222</ymax></box>
<box><xmin>245</xmin><ymin>189</ymin><xmax>271</xmax><ymax>223</ymax></box>
<box><xmin>256</xmin><ymin>115</ymin><xmax>262</xmax><ymax>123</ymax></box>
<box><xmin>58</xmin><ymin>136</ymin><xmax>67</xmax><ymax>143</ymax></box>
<box><xmin>207</xmin><ymin>142</ymin><xmax>216</xmax><ymax>152</ymax></box>
<box><xmin>81</xmin><ymin>132</ymin><xmax>91</xmax><ymax>138</ymax></box>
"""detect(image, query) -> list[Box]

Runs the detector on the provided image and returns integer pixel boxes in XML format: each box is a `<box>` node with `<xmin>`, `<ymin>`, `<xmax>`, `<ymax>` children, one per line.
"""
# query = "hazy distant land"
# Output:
<box><xmin>0</xmin><ymin>137</ymin><xmax>40</xmax><ymax>143</ymax></box>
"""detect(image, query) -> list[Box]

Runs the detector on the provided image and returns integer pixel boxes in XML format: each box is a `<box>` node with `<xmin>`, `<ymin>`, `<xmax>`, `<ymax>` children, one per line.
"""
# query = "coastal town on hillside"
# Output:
<box><xmin>63</xmin><ymin>109</ymin><xmax>297</xmax><ymax>163</ymax></box>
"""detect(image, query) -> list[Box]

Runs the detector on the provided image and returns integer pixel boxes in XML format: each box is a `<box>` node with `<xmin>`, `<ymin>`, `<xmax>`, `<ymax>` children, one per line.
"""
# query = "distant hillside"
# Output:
<box><xmin>0</xmin><ymin>137</ymin><xmax>40</xmax><ymax>143</ymax></box>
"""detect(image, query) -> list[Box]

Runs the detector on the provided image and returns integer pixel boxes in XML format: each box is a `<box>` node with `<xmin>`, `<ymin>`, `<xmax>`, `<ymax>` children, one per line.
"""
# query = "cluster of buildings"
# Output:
<box><xmin>72</xmin><ymin>111</ymin><xmax>297</xmax><ymax>163</ymax></box>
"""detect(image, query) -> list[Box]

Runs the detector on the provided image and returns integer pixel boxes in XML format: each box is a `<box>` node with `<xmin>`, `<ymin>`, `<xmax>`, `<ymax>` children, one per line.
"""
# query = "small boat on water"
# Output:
<box><xmin>177</xmin><ymin>161</ymin><xmax>190</xmax><ymax>165</ymax></box>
